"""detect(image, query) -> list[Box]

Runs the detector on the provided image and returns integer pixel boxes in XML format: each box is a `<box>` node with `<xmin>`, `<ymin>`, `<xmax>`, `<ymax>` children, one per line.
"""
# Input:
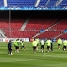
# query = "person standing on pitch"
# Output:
<box><xmin>32</xmin><ymin>39</ymin><xmax>37</xmax><ymax>53</ymax></box>
<box><xmin>57</xmin><ymin>38</ymin><xmax>62</xmax><ymax>49</ymax></box>
<box><xmin>46</xmin><ymin>39</ymin><xmax>51</xmax><ymax>52</ymax></box>
<box><xmin>40</xmin><ymin>39</ymin><xmax>45</xmax><ymax>53</ymax></box>
<box><xmin>20</xmin><ymin>41</ymin><xmax>25</xmax><ymax>50</ymax></box>
<box><xmin>35</xmin><ymin>38</ymin><xmax>40</xmax><ymax>50</ymax></box>
<box><xmin>13</xmin><ymin>39</ymin><xmax>20</xmax><ymax>52</ymax></box>
<box><xmin>50</xmin><ymin>39</ymin><xmax>53</xmax><ymax>51</ymax></box>
<box><xmin>8</xmin><ymin>40</ymin><xmax>13</xmax><ymax>55</ymax></box>
<box><xmin>63</xmin><ymin>39</ymin><xmax>67</xmax><ymax>53</ymax></box>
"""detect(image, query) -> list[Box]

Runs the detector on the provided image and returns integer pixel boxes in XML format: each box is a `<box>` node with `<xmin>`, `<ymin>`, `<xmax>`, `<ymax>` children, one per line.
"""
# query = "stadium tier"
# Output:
<box><xmin>0</xmin><ymin>0</ymin><xmax>67</xmax><ymax>10</ymax></box>
<box><xmin>58</xmin><ymin>33</ymin><xmax>67</xmax><ymax>39</ymax></box>
<box><xmin>7</xmin><ymin>0</ymin><xmax>67</xmax><ymax>8</ymax></box>
<box><xmin>36</xmin><ymin>31</ymin><xmax>61</xmax><ymax>39</ymax></box>
<box><xmin>0</xmin><ymin>0</ymin><xmax>3</xmax><ymax>7</ymax></box>
<box><xmin>59</xmin><ymin>0</ymin><xmax>67</xmax><ymax>8</ymax></box>
<box><xmin>51</xmin><ymin>19</ymin><xmax>67</xmax><ymax>31</ymax></box>
<box><xmin>0</xmin><ymin>19</ymin><xmax>25</xmax><ymax>30</ymax></box>
<box><xmin>10</xmin><ymin>19</ymin><xmax>25</xmax><ymax>30</ymax></box>
<box><xmin>25</xmin><ymin>19</ymin><xmax>59</xmax><ymax>30</ymax></box>
<box><xmin>0</xmin><ymin>19</ymin><xmax>9</xmax><ymax>28</ymax></box>
<box><xmin>7</xmin><ymin>0</ymin><xmax>36</xmax><ymax>7</ymax></box>
<box><xmin>47</xmin><ymin>0</ymin><xmax>58</xmax><ymax>7</ymax></box>
<box><xmin>0</xmin><ymin>18</ymin><xmax>67</xmax><ymax>39</ymax></box>
<box><xmin>5</xmin><ymin>31</ymin><xmax>38</xmax><ymax>38</ymax></box>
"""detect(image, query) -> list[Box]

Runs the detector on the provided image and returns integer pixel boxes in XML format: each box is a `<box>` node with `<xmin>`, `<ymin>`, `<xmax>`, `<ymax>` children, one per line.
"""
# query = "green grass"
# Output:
<box><xmin>0</xmin><ymin>42</ymin><xmax>67</xmax><ymax>67</ymax></box>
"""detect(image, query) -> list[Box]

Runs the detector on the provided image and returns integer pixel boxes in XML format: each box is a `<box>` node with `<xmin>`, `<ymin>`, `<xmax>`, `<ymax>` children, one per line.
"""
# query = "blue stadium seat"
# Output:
<box><xmin>7</xmin><ymin>0</ymin><xmax>36</xmax><ymax>7</ymax></box>
<box><xmin>47</xmin><ymin>0</ymin><xmax>58</xmax><ymax>8</ymax></box>
<box><xmin>38</xmin><ymin>0</ymin><xmax>48</xmax><ymax>7</ymax></box>
<box><xmin>0</xmin><ymin>0</ymin><xmax>4</xmax><ymax>7</ymax></box>
<box><xmin>0</xmin><ymin>0</ymin><xmax>67</xmax><ymax>9</ymax></box>
<box><xmin>59</xmin><ymin>0</ymin><xmax>67</xmax><ymax>8</ymax></box>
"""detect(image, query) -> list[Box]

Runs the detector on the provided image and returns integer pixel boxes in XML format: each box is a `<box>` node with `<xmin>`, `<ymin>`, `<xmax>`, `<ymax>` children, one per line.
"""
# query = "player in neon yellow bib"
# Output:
<box><xmin>57</xmin><ymin>38</ymin><xmax>62</xmax><ymax>49</ymax></box>
<box><xmin>46</xmin><ymin>39</ymin><xmax>51</xmax><ymax>52</ymax></box>
<box><xmin>63</xmin><ymin>39</ymin><xmax>67</xmax><ymax>53</ymax></box>
<box><xmin>32</xmin><ymin>40</ymin><xmax>37</xmax><ymax>53</ymax></box>
<box><xmin>13</xmin><ymin>39</ymin><xmax>20</xmax><ymax>52</ymax></box>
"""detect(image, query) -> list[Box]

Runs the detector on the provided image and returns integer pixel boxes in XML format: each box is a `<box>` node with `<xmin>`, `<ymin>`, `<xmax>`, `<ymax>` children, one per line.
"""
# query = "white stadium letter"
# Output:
<box><xmin>34</xmin><ymin>0</ymin><xmax>41</xmax><ymax>7</ymax></box>
<box><xmin>4</xmin><ymin>0</ymin><xmax>7</xmax><ymax>7</ymax></box>
<box><xmin>55</xmin><ymin>0</ymin><xmax>63</xmax><ymax>7</ymax></box>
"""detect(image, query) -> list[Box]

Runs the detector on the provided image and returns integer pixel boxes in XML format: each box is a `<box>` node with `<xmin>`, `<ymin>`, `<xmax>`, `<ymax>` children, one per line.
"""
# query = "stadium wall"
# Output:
<box><xmin>0</xmin><ymin>38</ymin><xmax>29</xmax><ymax>42</ymax></box>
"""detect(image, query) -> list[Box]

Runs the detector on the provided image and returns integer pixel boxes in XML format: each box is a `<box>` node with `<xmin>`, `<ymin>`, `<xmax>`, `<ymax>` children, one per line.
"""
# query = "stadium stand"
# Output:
<box><xmin>0</xmin><ymin>18</ymin><xmax>67</xmax><ymax>39</ymax></box>
<box><xmin>4</xmin><ymin>30</ymin><xmax>38</xmax><ymax>38</ymax></box>
<box><xmin>0</xmin><ymin>18</ymin><xmax>60</xmax><ymax>38</ymax></box>
<box><xmin>25</xmin><ymin>19</ymin><xmax>59</xmax><ymax>31</ymax></box>
<box><xmin>47</xmin><ymin>0</ymin><xmax>58</xmax><ymax>7</ymax></box>
<box><xmin>11</xmin><ymin>31</ymin><xmax>38</xmax><ymax>38</ymax></box>
<box><xmin>10</xmin><ymin>19</ymin><xmax>25</xmax><ymax>30</ymax></box>
<box><xmin>58</xmin><ymin>33</ymin><xmax>67</xmax><ymax>39</ymax></box>
<box><xmin>59</xmin><ymin>0</ymin><xmax>67</xmax><ymax>8</ymax></box>
<box><xmin>0</xmin><ymin>19</ymin><xmax>9</xmax><ymax>29</ymax></box>
<box><xmin>0</xmin><ymin>10</ymin><xmax>67</xmax><ymax>39</ymax></box>
<box><xmin>0</xmin><ymin>19</ymin><xmax>25</xmax><ymax>37</ymax></box>
<box><xmin>36</xmin><ymin>31</ymin><xmax>61</xmax><ymax>39</ymax></box>
<box><xmin>0</xmin><ymin>0</ymin><xmax>67</xmax><ymax>9</ymax></box>
<box><xmin>0</xmin><ymin>0</ymin><xmax>3</xmax><ymax>7</ymax></box>
<box><xmin>7</xmin><ymin>0</ymin><xmax>36</xmax><ymax>7</ymax></box>
<box><xmin>50</xmin><ymin>19</ymin><xmax>67</xmax><ymax>31</ymax></box>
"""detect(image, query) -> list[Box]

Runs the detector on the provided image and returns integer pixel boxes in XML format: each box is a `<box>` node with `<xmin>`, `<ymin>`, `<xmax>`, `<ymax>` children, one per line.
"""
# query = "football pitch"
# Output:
<box><xmin>0</xmin><ymin>42</ymin><xmax>67</xmax><ymax>67</ymax></box>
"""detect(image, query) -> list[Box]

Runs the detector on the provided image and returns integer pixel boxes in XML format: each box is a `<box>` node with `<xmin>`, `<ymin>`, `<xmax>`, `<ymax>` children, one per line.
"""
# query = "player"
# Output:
<box><xmin>32</xmin><ymin>40</ymin><xmax>37</xmax><ymax>53</ymax></box>
<box><xmin>20</xmin><ymin>41</ymin><xmax>25</xmax><ymax>50</ymax></box>
<box><xmin>35</xmin><ymin>38</ymin><xmax>40</xmax><ymax>50</ymax></box>
<box><xmin>50</xmin><ymin>39</ymin><xmax>53</xmax><ymax>51</ymax></box>
<box><xmin>13</xmin><ymin>39</ymin><xmax>20</xmax><ymax>52</ymax></box>
<box><xmin>46</xmin><ymin>39</ymin><xmax>51</xmax><ymax>52</ymax></box>
<box><xmin>8</xmin><ymin>40</ymin><xmax>13</xmax><ymax>55</ymax></box>
<box><xmin>57</xmin><ymin>38</ymin><xmax>62</xmax><ymax>49</ymax></box>
<box><xmin>63</xmin><ymin>39</ymin><xmax>67</xmax><ymax>53</ymax></box>
<box><xmin>40</xmin><ymin>39</ymin><xmax>45</xmax><ymax>53</ymax></box>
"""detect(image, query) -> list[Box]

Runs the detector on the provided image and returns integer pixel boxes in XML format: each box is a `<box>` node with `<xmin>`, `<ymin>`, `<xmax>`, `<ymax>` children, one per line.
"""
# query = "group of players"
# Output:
<box><xmin>8</xmin><ymin>39</ymin><xmax>25</xmax><ymax>55</ymax></box>
<box><xmin>32</xmin><ymin>38</ymin><xmax>67</xmax><ymax>53</ymax></box>
<box><xmin>8</xmin><ymin>38</ymin><xmax>67</xmax><ymax>55</ymax></box>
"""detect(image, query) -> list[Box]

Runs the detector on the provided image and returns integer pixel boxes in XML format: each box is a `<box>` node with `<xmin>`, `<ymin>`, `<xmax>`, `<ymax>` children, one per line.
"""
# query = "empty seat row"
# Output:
<box><xmin>25</xmin><ymin>19</ymin><xmax>59</xmax><ymax>30</ymax></box>
<box><xmin>36</xmin><ymin>31</ymin><xmax>60</xmax><ymax>39</ymax></box>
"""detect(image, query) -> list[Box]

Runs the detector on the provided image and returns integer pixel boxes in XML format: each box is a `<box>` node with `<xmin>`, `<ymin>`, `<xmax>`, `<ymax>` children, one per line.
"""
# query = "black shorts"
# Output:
<box><xmin>21</xmin><ymin>46</ymin><xmax>24</xmax><ymax>48</ymax></box>
<box><xmin>8</xmin><ymin>48</ymin><xmax>12</xmax><ymax>51</ymax></box>
<box><xmin>15</xmin><ymin>46</ymin><xmax>19</xmax><ymax>49</ymax></box>
<box><xmin>37</xmin><ymin>44</ymin><xmax>39</xmax><ymax>46</ymax></box>
<box><xmin>63</xmin><ymin>46</ymin><xmax>66</xmax><ymax>49</ymax></box>
<box><xmin>47</xmin><ymin>46</ymin><xmax>50</xmax><ymax>49</ymax></box>
<box><xmin>21</xmin><ymin>46</ymin><xmax>24</xmax><ymax>49</ymax></box>
<box><xmin>33</xmin><ymin>46</ymin><xmax>36</xmax><ymax>50</ymax></box>
<box><xmin>41</xmin><ymin>45</ymin><xmax>44</xmax><ymax>49</ymax></box>
<box><xmin>58</xmin><ymin>44</ymin><xmax>60</xmax><ymax>46</ymax></box>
